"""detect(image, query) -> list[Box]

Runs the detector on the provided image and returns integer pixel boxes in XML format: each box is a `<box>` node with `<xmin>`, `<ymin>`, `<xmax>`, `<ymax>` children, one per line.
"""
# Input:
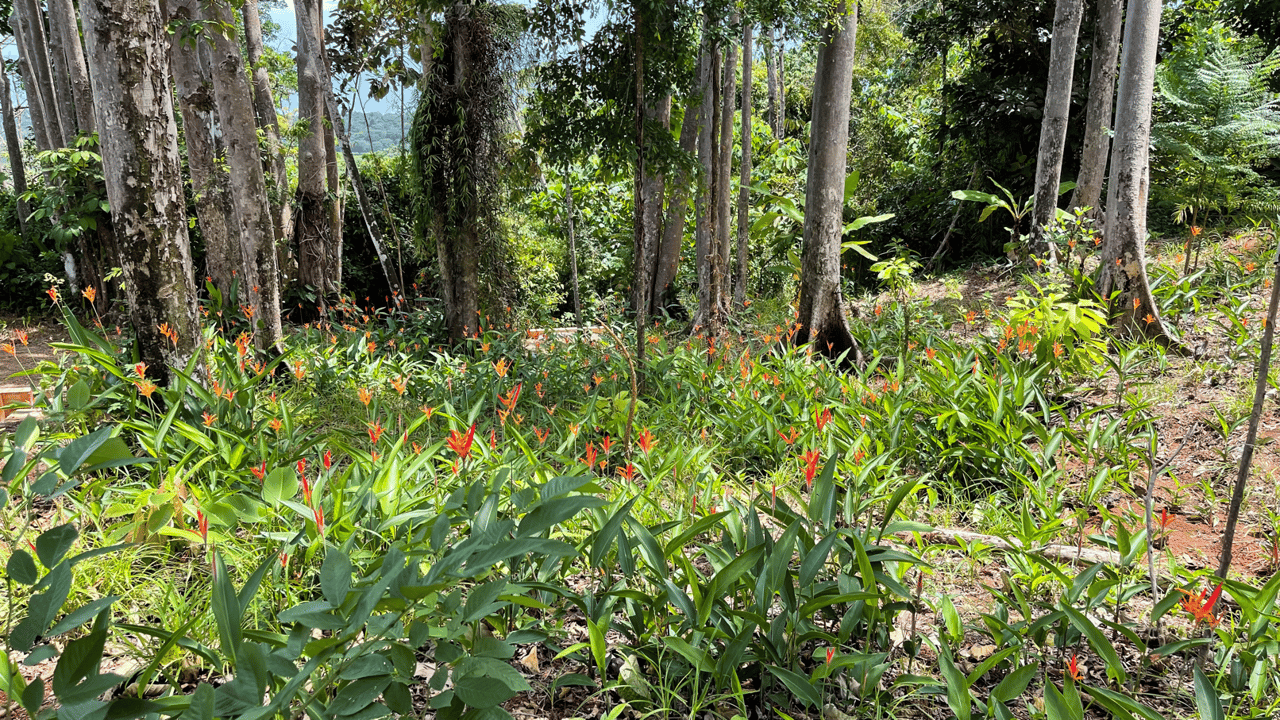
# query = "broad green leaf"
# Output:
<box><xmin>36</xmin><ymin>524</ymin><xmax>78</xmax><ymax>568</ymax></box>
<box><xmin>1193</xmin><ymin>665</ymin><xmax>1224</xmax><ymax>720</ymax></box>
<box><xmin>6</xmin><ymin>549</ymin><xmax>38</xmax><ymax>585</ymax></box>
<box><xmin>321</xmin><ymin>549</ymin><xmax>353</xmax><ymax>608</ymax></box>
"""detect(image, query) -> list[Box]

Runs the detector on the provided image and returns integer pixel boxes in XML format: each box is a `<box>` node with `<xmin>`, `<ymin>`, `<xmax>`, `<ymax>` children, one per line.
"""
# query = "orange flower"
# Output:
<box><xmin>197</xmin><ymin>509</ymin><xmax>208</xmax><ymax>544</ymax></box>
<box><xmin>1190</xmin><ymin>225</ymin><xmax>1202</xmax><ymax>237</ymax></box>
<box><xmin>447</xmin><ymin>424</ymin><xmax>477</xmax><ymax>460</ymax></box>
<box><xmin>1144</xmin><ymin>313</ymin><xmax>1156</xmax><ymax>325</ymax></box>
<box><xmin>494</xmin><ymin>358</ymin><xmax>510</xmax><ymax>378</ymax></box>
<box><xmin>617</xmin><ymin>463</ymin><xmax>637</xmax><ymax>483</ymax></box>
<box><xmin>358</xmin><ymin>387</ymin><xmax>372</xmax><ymax>406</ymax></box>
<box><xmin>637</xmin><ymin>428</ymin><xmax>655</xmax><ymax>454</ymax></box>
<box><xmin>1067</xmin><ymin>654</ymin><xmax>1082</xmax><ymax>682</ymax></box>
<box><xmin>46</xmin><ymin>286</ymin><xmax>58</xmax><ymax>303</ymax></box>
<box><xmin>1</xmin><ymin>343</ymin><xmax>13</xmax><ymax>356</ymax></box>
<box><xmin>533</xmin><ymin>427</ymin><xmax>549</xmax><ymax>444</ymax></box>
<box><xmin>581</xmin><ymin>442</ymin><xmax>598</xmax><ymax>470</ymax></box>
<box><xmin>313</xmin><ymin>505</ymin><xmax>325</xmax><ymax>534</ymax></box>
<box><xmin>269</xmin><ymin>417</ymin><xmax>283</xmax><ymax>432</ymax></box>
<box><xmin>82</xmin><ymin>286</ymin><xmax>96</xmax><ymax>303</ymax></box>
<box><xmin>777</xmin><ymin>427</ymin><xmax>799</xmax><ymax>445</ymax></box>
<box><xmin>291</xmin><ymin>361</ymin><xmax>306</xmax><ymax>380</ymax></box>
<box><xmin>801</xmin><ymin>449</ymin><xmax>821</xmax><ymax>490</ymax></box>
<box><xmin>368</xmin><ymin>422</ymin><xmax>384</xmax><ymax>445</ymax></box>
<box><xmin>202</xmin><ymin>411</ymin><xmax>217</xmax><ymax>427</ymax></box>
<box><xmin>815</xmin><ymin>408</ymin><xmax>832</xmax><ymax>432</ymax></box>
<box><xmin>1133</xmin><ymin>297</ymin><xmax>1141</xmax><ymax>311</ymax></box>
<box><xmin>600</xmin><ymin>435</ymin><xmax>612</xmax><ymax>455</ymax></box>
<box><xmin>925</xmin><ymin>347</ymin><xmax>936</xmax><ymax>361</ymax></box>
<box><xmin>1176</xmin><ymin>584</ymin><xmax>1223</xmax><ymax>627</ymax></box>
<box><xmin>965</xmin><ymin>310</ymin><xmax>976</xmax><ymax>324</ymax></box>
<box><xmin>14</xmin><ymin>329</ymin><xmax>27</xmax><ymax>346</ymax></box>
<box><xmin>133</xmin><ymin>379</ymin><xmax>157</xmax><ymax>398</ymax></box>
<box><xmin>251</xmin><ymin>463</ymin><xmax>266</xmax><ymax>481</ymax></box>
<box><xmin>390</xmin><ymin>376</ymin><xmax>408</xmax><ymax>395</ymax></box>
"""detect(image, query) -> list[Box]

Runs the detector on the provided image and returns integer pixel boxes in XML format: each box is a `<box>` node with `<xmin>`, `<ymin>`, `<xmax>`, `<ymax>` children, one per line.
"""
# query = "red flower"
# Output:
<box><xmin>617</xmin><ymin>463</ymin><xmax>636</xmax><ymax>483</ymax></box>
<box><xmin>814</xmin><ymin>408</ymin><xmax>832</xmax><ymax>432</ymax></box>
<box><xmin>368</xmin><ymin>422</ymin><xmax>384</xmax><ymax>445</ymax></box>
<box><xmin>301</xmin><ymin>475</ymin><xmax>312</xmax><ymax>505</ymax></box>
<box><xmin>637</xmin><ymin>428</ymin><xmax>655</xmax><ymax>454</ymax></box>
<box><xmin>1177</xmin><ymin>584</ymin><xmax>1223</xmax><ymax>627</ymax></box>
<box><xmin>197</xmin><ymin>509</ymin><xmax>208</xmax><ymax>544</ymax></box>
<box><xmin>581</xmin><ymin>442</ymin><xmax>598</xmax><ymax>470</ymax></box>
<box><xmin>296</xmin><ymin>458</ymin><xmax>307</xmax><ymax>475</ymax></box>
<box><xmin>1067</xmin><ymin>654</ymin><xmax>1082</xmax><ymax>682</ymax></box>
<box><xmin>251</xmin><ymin>463</ymin><xmax>266</xmax><ymax>481</ymax></box>
<box><xmin>601</xmin><ymin>435</ymin><xmax>612</xmax><ymax>455</ymax></box>
<box><xmin>314</xmin><ymin>506</ymin><xmax>325</xmax><ymax>534</ymax></box>
<box><xmin>323</xmin><ymin>449</ymin><xmax>332</xmax><ymax>470</ymax></box>
<box><xmin>826</xmin><ymin>648</ymin><xmax>835</xmax><ymax>664</ymax></box>
<box><xmin>801</xmin><ymin>450</ymin><xmax>820</xmax><ymax>490</ymax></box>
<box><xmin>777</xmin><ymin>427</ymin><xmax>799</xmax><ymax>445</ymax></box>
<box><xmin>448</xmin><ymin>424</ymin><xmax>476</xmax><ymax>460</ymax></box>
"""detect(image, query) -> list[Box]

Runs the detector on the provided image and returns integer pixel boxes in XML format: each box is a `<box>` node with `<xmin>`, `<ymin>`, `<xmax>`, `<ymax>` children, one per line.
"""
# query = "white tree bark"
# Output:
<box><xmin>693</xmin><ymin>40</ymin><xmax>723</xmax><ymax>333</ymax></box>
<box><xmin>47</xmin><ymin>0</ymin><xmax>95</xmax><ymax>134</ymax></box>
<box><xmin>1099</xmin><ymin>0</ymin><xmax>1179</xmax><ymax>347</ymax></box>
<box><xmin>1</xmin><ymin>64</ymin><xmax>30</xmax><ymax>238</ymax></box>
<box><xmin>795</xmin><ymin>1</ymin><xmax>860</xmax><ymax>363</ymax></box>
<box><xmin>716</xmin><ymin>28</ymin><xmax>736</xmax><ymax>310</ymax></box>
<box><xmin>735</xmin><ymin>21</ymin><xmax>752</xmax><ymax>308</ymax></box>
<box><xmin>295</xmin><ymin>0</ymin><xmax>335</xmax><ymax>300</ymax></box>
<box><xmin>81</xmin><ymin>0</ymin><xmax>201</xmax><ymax>382</ymax></box>
<box><xmin>243</xmin><ymin>0</ymin><xmax>294</xmax><ymax>251</ymax></box>
<box><xmin>1030</xmin><ymin>0</ymin><xmax>1083</xmax><ymax>263</ymax></box>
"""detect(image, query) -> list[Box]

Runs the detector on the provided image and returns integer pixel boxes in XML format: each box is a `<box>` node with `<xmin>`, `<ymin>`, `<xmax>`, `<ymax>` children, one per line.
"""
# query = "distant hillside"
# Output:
<box><xmin>346</xmin><ymin>111</ymin><xmax>408</xmax><ymax>155</ymax></box>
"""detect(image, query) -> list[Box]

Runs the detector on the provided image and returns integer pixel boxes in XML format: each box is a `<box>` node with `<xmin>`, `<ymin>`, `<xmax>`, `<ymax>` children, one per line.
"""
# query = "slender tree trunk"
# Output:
<box><xmin>765</xmin><ymin>26</ymin><xmax>781</xmax><ymax>139</ymax></box>
<box><xmin>81</xmin><ymin>0</ymin><xmax>201</xmax><ymax>384</ymax></box>
<box><xmin>47</xmin><ymin>0</ymin><xmax>94</xmax><ymax>134</ymax></box>
<box><xmin>652</xmin><ymin>91</ymin><xmax>699</xmax><ymax>318</ymax></box>
<box><xmin>693</xmin><ymin>39</ymin><xmax>723</xmax><ymax>334</ymax></box>
<box><xmin>327</xmin><ymin>91</ymin><xmax>402</xmax><ymax>305</ymax></box>
<box><xmin>12</xmin><ymin>8</ymin><xmax>56</xmax><ymax>152</ymax></box>
<box><xmin>735</xmin><ymin>22</ymin><xmax>753</xmax><ymax>308</ymax></box>
<box><xmin>565</xmin><ymin>167</ymin><xmax>581</xmax><ymax>319</ymax></box>
<box><xmin>1069</xmin><ymin>0</ymin><xmax>1124</xmax><ymax>219</ymax></box>
<box><xmin>319</xmin><ymin>16</ymin><xmax>344</xmax><ymax>290</ymax></box>
<box><xmin>168</xmin><ymin>3</ymin><xmax>239</xmax><ymax>295</ymax></box>
<box><xmin>295</xmin><ymin>0</ymin><xmax>334</xmax><ymax>303</ymax></box>
<box><xmin>43</xmin><ymin>0</ymin><xmax>80</xmax><ymax>139</ymax></box>
<box><xmin>243</xmin><ymin>0</ymin><xmax>294</xmax><ymax>252</ymax></box>
<box><xmin>716</xmin><ymin>31</ymin><xmax>736</xmax><ymax>311</ymax></box>
<box><xmin>632</xmin><ymin>3</ymin><xmax>650</xmax><ymax>367</ymax></box>
<box><xmin>776</xmin><ymin>29</ymin><xmax>785</xmax><ymax>137</ymax></box>
<box><xmin>1098</xmin><ymin>0</ymin><xmax>1180</xmax><ymax>348</ymax></box>
<box><xmin>795</xmin><ymin>0</ymin><xmax>860</xmax><ymax>363</ymax></box>
<box><xmin>635</xmin><ymin>94</ymin><xmax>668</xmax><ymax>331</ymax></box>
<box><xmin>17</xmin><ymin>0</ymin><xmax>68</xmax><ymax>146</ymax></box>
<box><xmin>1</xmin><ymin>65</ymin><xmax>30</xmax><ymax>238</ymax></box>
<box><xmin>1030</xmin><ymin>0</ymin><xmax>1083</xmax><ymax>264</ymax></box>
<box><xmin>206</xmin><ymin>0</ymin><xmax>284</xmax><ymax>349</ymax></box>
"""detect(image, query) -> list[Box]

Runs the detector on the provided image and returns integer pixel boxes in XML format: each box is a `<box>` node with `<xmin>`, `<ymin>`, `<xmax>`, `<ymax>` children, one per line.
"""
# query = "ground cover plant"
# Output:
<box><xmin>3</xmin><ymin>220</ymin><xmax>1280</xmax><ymax>720</ymax></box>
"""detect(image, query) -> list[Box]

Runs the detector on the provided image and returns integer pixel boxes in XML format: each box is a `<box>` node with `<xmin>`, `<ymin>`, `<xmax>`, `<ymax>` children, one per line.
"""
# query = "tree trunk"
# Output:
<box><xmin>206</xmin><ymin>0</ymin><xmax>284</xmax><ymax>349</ymax></box>
<box><xmin>17</xmin><ymin>0</ymin><xmax>69</xmax><ymax>146</ymax></box>
<box><xmin>43</xmin><ymin>0</ymin><xmax>81</xmax><ymax>139</ymax></box>
<box><xmin>765</xmin><ymin>26</ymin><xmax>781</xmax><ymax>139</ymax></box>
<box><xmin>1</xmin><ymin>65</ymin><xmax>30</xmax><ymax>238</ymax></box>
<box><xmin>735</xmin><ymin>21</ymin><xmax>752</xmax><ymax>308</ymax></box>
<box><xmin>294</xmin><ymin>0</ymin><xmax>335</xmax><ymax>303</ymax></box>
<box><xmin>1098</xmin><ymin>0</ymin><xmax>1179</xmax><ymax>347</ymax></box>
<box><xmin>47</xmin><ymin>0</ymin><xmax>95</xmax><ymax>134</ymax></box>
<box><xmin>795</xmin><ymin>0</ymin><xmax>860</xmax><ymax>363</ymax></box>
<box><xmin>81</xmin><ymin>0</ymin><xmax>201</xmax><ymax>384</ymax></box>
<box><xmin>651</xmin><ymin>91</ymin><xmax>699</xmax><ymax>318</ymax></box>
<box><xmin>716</xmin><ymin>32</ymin><xmax>736</xmax><ymax>311</ymax></box>
<box><xmin>565</xmin><ymin>167</ymin><xmax>581</xmax><ymax>319</ymax></box>
<box><xmin>319</xmin><ymin>17</ymin><xmax>344</xmax><ymax>291</ymax></box>
<box><xmin>776</xmin><ymin>29</ymin><xmax>785</xmax><ymax>137</ymax></box>
<box><xmin>12</xmin><ymin>5</ymin><xmax>57</xmax><ymax>152</ymax></box>
<box><xmin>243</xmin><ymin>0</ymin><xmax>294</xmax><ymax>253</ymax></box>
<box><xmin>168</xmin><ymin>2</ymin><xmax>239</xmax><ymax>295</ymax></box>
<box><xmin>1069</xmin><ymin>0</ymin><xmax>1124</xmax><ymax>219</ymax></box>
<box><xmin>631</xmin><ymin>3</ymin><xmax>650</xmax><ymax>367</ymax></box>
<box><xmin>634</xmin><ymin>94</ymin><xmax>668</xmax><ymax>332</ymax></box>
<box><xmin>692</xmin><ymin>40</ymin><xmax>723</xmax><ymax>334</ymax></box>
<box><xmin>1030</xmin><ymin>0</ymin><xmax>1083</xmax><ymax>264</ymax></box>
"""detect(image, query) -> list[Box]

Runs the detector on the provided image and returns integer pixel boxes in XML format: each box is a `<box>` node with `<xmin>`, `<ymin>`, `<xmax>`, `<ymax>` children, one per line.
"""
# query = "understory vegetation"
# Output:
<box><xmin>3</xmin><ymin>227</ymin><xmax>1280</xmax><ymax>720</ymax></box>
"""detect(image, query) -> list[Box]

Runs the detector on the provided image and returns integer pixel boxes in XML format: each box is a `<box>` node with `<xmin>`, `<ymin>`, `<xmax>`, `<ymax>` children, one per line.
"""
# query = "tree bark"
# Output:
<box><xmin>12</xmin><ymin>4</ymin><xmax>58</xmax><ymax>151</ymax></box>
<box><xmin>716</xmin><ymin>30</ymin><xmax>736</xmax><ymax>310</ymax></box>
<box><xmin>735</xmin><ymin>21</ymin><xmax>753</xmax><ymax>308</ymax></box>
<box><xmin>692</xmin><ymin>38</ymin><xmax>724</xmax><ymax>334</ymax></box>
<box><xmin>1030</xmin><ymin>0</ymin><xmax>1084</xmax><ymax>264</ymax></box>
<box><xmin>17</xmin><ymin>0</ymin><xmax>69</xmax><ymax>146</ymax></box>
<box><xmin>168</xmin><ymin>3</ymin><xmax>239</xmax><ymax>295</ymax></box>
<box><xmin>565</xmin><ymin>167</ymin><xmax>581</xmax><ymax>319</ymax></box>
<box><xmin>81</xmin><ymin>0</ymin><xmax>201</xmax><ymax>384</ymax></box>
<box><xmin>294</xmin><ymin>0</ymin><xmax>335</xmax><ymax>303</ymax></box>
<box><xmin>46</xmin><ymin>0</ymin><xmax>95</xmax><ymax>134</ymax></box>
<box><xmin>1</xmin><ymin>64</ymin><xmax>30</xmax><ymax>238</ymax></box>
<box><xmin>652</xmin><ymin>91</ymin><xmax>699</xmax><ymax>318</ymax></box>
<box><xmin>1069</xmin><ymin>0</ymin><xmax>1124</xmax><ymax>219</ymax></box>
<box><xmin>795</xmin><ymin>0</ymin><xmax>860</xmax><ymax>363</ymax></box>
<box><xmin>776</xmin><ymin>29</ymin><xmax>785</xmax><ymax>137</ymax></box>
<box><xmin>1098</xmin><ymin>0</ymin><xmax>1179</xmax><ymax>347</ymax></box>
<box><xmin>319</xmin><ymin>15</ymin><xmax>344</xmax><ymax>290</ymax></box>
<box><xmin>634</xmin><ymin>94</ymin><xmax>668</xmax><ymax>331</ymax></box>
<box><xmin>206</xmin><ymin>0</ymin><xmax>284</xmax><ymax>349</ymax></box>
<box><xmin>243</xmin><ymin>0</ymin><xmax>294</xmax><ymax>252</ymax></box>
<box><xmin>765</xmin><ymin>26</ymin><xmax>781</xmax><ymax>139</ymax></box>
<box><xmin>42</xmin><ymin>0</ymin><xmax>81</xmax><ymax>139</ymax></box>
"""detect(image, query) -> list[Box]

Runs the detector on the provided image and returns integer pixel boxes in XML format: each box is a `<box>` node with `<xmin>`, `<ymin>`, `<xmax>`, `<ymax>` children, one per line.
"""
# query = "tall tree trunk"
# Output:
<box><xmin>327</xmin><ymin>91</ymin><xmax>402</xmax><ymax>305</ymax></box>
<box><xmin>693</xmin><ymin>40</ymin><xmax>723</xmax><ymax>334</ymax></box>
<box><xmin>716</xmin><ymin>31</ymin><xmax>736</xmax><ymax>312</ymax></box>
<box><xmin>1098</xmin><ymin>0</ymin><xmax>1179</xmax><ymax>347</ymax></box>
<box><xmin>565</xmin><ymin>167</ymin><xmax>581</xmax><ymax>319</ymax></box>
<box><xmin>635</xmin><ymin>93</ymin><xmax>668</xmax><ymax>332</ymax></box>
<box><xmin>12</xmin><ymin>7</ymin><xmax>56</xmax><ymax>152</ymax></box>
<box><xmin>1</xmin><ymin>65</ymin><xmax>30</xmax><ymax>238</ymax></box>
<box><xmin>243</xmin><ymin>0</ymin><xmax>293</xmax><ymax>253</ymax></box>
<box><xmin>652</xmin><ymin>91</ymin><xmax>699</xmax><ymax>318</ymax></box>
<box><xmin>81</xmin><ymin>0</ymin><xmax>201</xmax><ymax>384</ymax></box>
<box><xmin>319</xmin><ymin>16</ymin><xmax>344</xmax><ymax>291</ymax></box>
<box><xmin>168</xmin><ymin>3</ymin><xmax>239</xmax><ymax>295</ymax></box>
<box><xmin>16</xmin><ymin>0</ymin><xmax>68</xmax><ymax>146</ymax></box>
<box><xmin>43</xmin><ymin>0</ymin><xmax>80</xmax><ymax>139</ymax></box>
<box><xmin>1069</xmin><ymin>0</ymin><xmax>1124</xmax><ymax>219</ymax></box>
<box><xmin>47</xmin><ymin>0</ymin><xmax>94</xmax><ymax>134</ymax></box>
<box><xmin>776</xmin><ymin>29</ymin><xmax>785</xmax><ymax>137</ymax></box>
<box><xmin>631</xmin><ymin>3</ymin><xmax>650</xmax><ymax>367</ymax></box>
<box><xmin>735</xmin><ymin>21</ymin><xmax>752</xmax><ymax>308</ymax></box>
<box><xmin>294</xmin><ymin>0</ymin><xmax>335</xmax><ymax>303</ymax></box>
<box><xmin>206</xmin><ymin>0</ymin><xmax>284</xmax><ymax>349</ymax></box>
<box><xmin>1030</xmin><ymin>0</ymin><xmax>1083</xmax><ymax>264</ymax></box>
<box><xmin>765</xmin><ymin>26</ymin><xmax>781</xmax><ymax>139</ymax></box>
<box><xmin>795</xmin><ymin>0</ymin><xmax>860</xmax><ymax>363</ymax></box>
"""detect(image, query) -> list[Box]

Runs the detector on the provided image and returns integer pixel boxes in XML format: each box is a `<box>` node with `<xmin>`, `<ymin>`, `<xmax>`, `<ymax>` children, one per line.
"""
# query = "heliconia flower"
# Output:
<box><xmin>301</xmin><ymin>475</ymin><xmax>312</xmax><ymax>504</ymax></box>
<box><xmin>801</xmin><ymin>450</ymin><xmax>820</xmax><ymax>490</ymax></box>
<box><xmin>814</xmin><ymin>408</ymin><xmax>832</xmax><ymax>432</ymax></box>
<box><xmin>600</xmin><ymin>435</ymin><xmax>612</xmax><ymax>455</ymax></box>
<box><xmin>368</xmin><ymin>422</ymin><xmax>384</xmax><ymax>445</ymax></box>
<box><xmin>581</xmin><ymin>443</ymin><xmax>598</xmax><ymax>470</ymax></box>
<box><xmin>202</xmin><ymin>411</ymin><xmax>217</xmax><ymax>427</ymax></box>
<box><xmin>1176</xmin><ymin>584</ymin><xmax>1223</xmax><ymax>627</ymax></box>
<box><xmin>46</xmin><ymin>286</ymin><xmax>59</xmax><ymax>303</ymax></box>
<box><xmin>197</xmin><ymin>509</ymin><xmax>208</xmax><ymax>543</ymax></box>
<box><xmin>925</xmin><ymin>347</ymin><xmax>936</xmax><ymax>361</ymax></box>
<box><xmin>390</xmin><ymin>376</ymin><xmax>407</xmax><ymax>395</ymax></box>
<box><xmin>358</xmin><ymin>387</ymin><xmax>372</xmax><ymax>406</ymax></box>
<box><xmin>447</xmin><ymin>424</ymin><xmax>476</xmax><ymax>460</ymax></box>
<box><xmin>134</xmin><ymin>380</ymin><xmax>157</xmax><ymax>398</ymax></box>
<box><xmin>1</xmin><ymin>343</ymin><xmax>13</xmax><ymax>356</ymax></box>
<box><xmin>323</xmin><ymin>449</ymin><xmax>332</xmax><ymax>470</ymax></box>
<box><xmin>826</xmin><ymin>648</ymin><xmax>835</xmax><ymax>664</ymax></box>
<box><xmin>14</xmin><ymin>329</ymin><xmax>27</xmax><ymax>346</ymax></box>
<box><xmin>637</xmin><ymin>428</ymin><xmax>655</xmax><ymax>454</ymax></box>
<box><xmin>534</xmin><ymin>427</ymin><xmax>549</xmax><ymax>444</ymax></box>
<box><xmin>296</xmin><ymin>458</ymin><xmax>307</xmax><ymax>475</ymax></box>
<box><xmin>489</xmin><ymin>428</ymin><xmax>497</xmax><ymax>449</ymax></box>
<box><xmin>292</xmin><ymin>361</ymin><xmax>306</xmax><ymax>380</ymax></box>
<box><xmin>777</xmin><ymin>427</ymin><xmax>799</xmax><ymax>445</ymax></box>
<box><xmin>371</xmin><ymin>451</ymin><xmax>381</xmax><ymax>462</ymax></box>
<box><xmin>1190</xmin><ymin>225</ymin><xmax>1202</xmax><ymax>237</ymax></box>
<box><xmin>412</xmin><ymin>442</ymin><xmax>422</xmax><ymax>454</ymax></box>
<box><xmin>1160</xmin><ymin>507</ymin><xmax>1171</xmax><ymax>531</ymax></box>
<box><xmin>270</xmin><ymin>417</ymin><xmax>283</xmax><ymax>432</ymax></box>
<box><xmin>494</xmin><ymin>358</ymin><xmax>510</xmax><ymax>378</ymax></box>
<box><xmin>251</xmin><ymin>463</ymin><xmax>266</xmax><ymax>481</ymax></box>
<box><xmin>280</xmin><ymin>551</ymin><xmax>289</xmax><ymax>568</ymax></box>
<box><xmin>1133</xmin><ymin>296</ymin><xmax>1141</xmax><ymax>311</ymax></box>
<box><xmin>1067</xmin><ymin>654</ymin><xmax>1082</xmax><ymax>682</ymax></box>
<box><xmin>421</xmin><ymin>405</ymin><xmax>435</xmax><ymax>419</ymax></box>
<box><xmin>314</xmin><ymin>506</ymin><xmax>325</xmax><ymax>534</ymax></box>
<box><xmin>617</xmin><ymin>463</ymin><xmax>636</xmax><ymax>483</ymax></box>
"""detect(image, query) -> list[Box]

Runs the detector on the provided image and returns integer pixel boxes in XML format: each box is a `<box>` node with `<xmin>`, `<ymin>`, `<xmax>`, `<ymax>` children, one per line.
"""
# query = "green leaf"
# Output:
<box><xmin>991</xmin><ymin>664</ymin><xmax>1037</xmax><ymax>704</ymax></box>
<box><xmin>847</xmin><ymin>213</ymin><xmax>895</xmax><ymax>232</ymax></box>
<box><xmin>938</xmin><ymin>650</ymin><xmax>971</xmax><ymax>720</ymax></box>
<box><xmin>67</xmin><ymin>380</ymin><xmax>90</xmax><ymax>410</ymax></box>
<box><xmin>21</xmin><ymin>677</ymin><xmax>43</xmax><ymax>716</ymax></box>
<box><xmin>36</xmin><ymin>524</ymin><xmax>78</xmax><ymax>568</ymax></box>
<box><xmin>765</xmin><ymin>665</ymin><xmax>821</xmax><ymax>710</ymax></box>
<box><xmin>1044</xmin><ymin>681</ymin><xmax>1079</xmax><ymax>720</ymax></box>
<box><xmin>55</xmin><ymin>426</ymin><xmax>114</xmax><ymax>476</ymax></box>
<box><xmin>6</xmin><ymin>549</ymin><xmax>38</xmax><ymax>585</ymax></box>
<box><xmin>520</xmin><ymin>496</ymin><xmax>607</xmax><ymax>538</ymax></box>
<box><xmin>1060</xmin><ymin>601</ymin><xmax>1127</xmax><ymax>684</ymax></box>
<box><xmin>462</xmin><ymin>579</ymin><xmax>508</xmax><ymax>624</ymax></box>
<box><xmin>321</xmin><ymin>549</ymin><xmax>353</xmax><ymax>609</ymax></box>
<box><xmin>211</xmin><ymin>551</ymin><xmax>242</xmax><ymax>660</ymax></box>
<box><xmin>330</xmin><ymin>675</ymin><xmax>391</xmax><ymax>716</ymax></box>
<box><xmin>14</xmin><ymin>416</ymin><xmax>39</xmax><ymax>450</ymax></box>
<box><xmin>262</xmin><ymin>468</ymin><xmax>296</xmax><ymax>508</ymax></box>
<box><xmin>48</xmin><ymin>596</ymin><xmax>120</xmax><ymax>637</ymax></box>
<box><xmin>952</xmin><ymin>190</ymin><xmax>999</xmax><ymax>204</ymax></box>
<box><xmin>1193</xmin><ymin>665</ymin><xmax>1224</xmax><ymax>720</ymax></box>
